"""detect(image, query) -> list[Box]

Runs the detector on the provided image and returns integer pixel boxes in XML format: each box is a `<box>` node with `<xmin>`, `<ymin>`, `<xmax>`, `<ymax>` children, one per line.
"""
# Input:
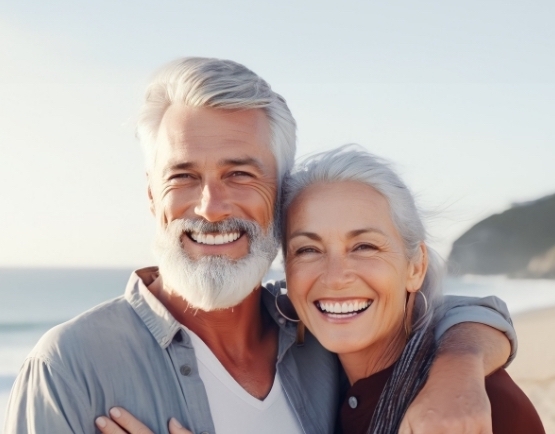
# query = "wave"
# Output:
<box><xmin>445</xmin><ymin>276</ymin><xmax>555</xmax><ymax>315</ymax></box>
<box><xmin>0</xmin><ymin>374</ymin><xmax>16</xmax><ymax>392</ymax></box>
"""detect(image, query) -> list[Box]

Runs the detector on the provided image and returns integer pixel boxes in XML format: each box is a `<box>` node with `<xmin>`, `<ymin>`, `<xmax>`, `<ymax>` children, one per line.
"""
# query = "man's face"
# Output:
<box><xmin>149</xmin><ymin>105</ymin><xmax>278</xmax><ymax>258</ymax></box>
<box><xmin>148</xmin><ymin>105</ymin><xmax>279</xmax><ymax>310</ymax></box>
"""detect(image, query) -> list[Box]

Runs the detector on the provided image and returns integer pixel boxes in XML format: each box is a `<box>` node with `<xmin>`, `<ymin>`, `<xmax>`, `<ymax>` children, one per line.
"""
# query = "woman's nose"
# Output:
<box><xmin>321</xmin><ymin>254</ymin><xmax>355</xmax><ymax>290</ymax></box>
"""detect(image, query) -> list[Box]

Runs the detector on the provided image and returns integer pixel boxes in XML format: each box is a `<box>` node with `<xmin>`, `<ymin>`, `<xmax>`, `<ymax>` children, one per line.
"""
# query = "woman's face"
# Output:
<box><xmin>285</xmin><ymin>181</ymin><xmax>426</xmax><ymax>356</ymax></box>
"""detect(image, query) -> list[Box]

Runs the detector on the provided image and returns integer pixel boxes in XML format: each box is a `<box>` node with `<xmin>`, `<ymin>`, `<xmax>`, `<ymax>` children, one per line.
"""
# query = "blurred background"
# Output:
<box><xmin>1</xmin><ymin>0</ymin><xmax>554</xmax><ymax>431</ymax></box>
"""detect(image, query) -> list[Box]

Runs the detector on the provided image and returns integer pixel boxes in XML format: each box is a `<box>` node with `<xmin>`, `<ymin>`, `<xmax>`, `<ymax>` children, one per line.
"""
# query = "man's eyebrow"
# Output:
<box><xmin>218</xmin><ymin>157</ymin><xmax>265</xmax><ymax>172</ymax></box>
<box><xmin>162</xmin><ymin>157</ymin><xmax>268</xmax><ymax>179</ymax></box>
<box><xmin>162</xmin><ymin>162</ymin><xmax>196</xmax><ymax>177</ymax></box>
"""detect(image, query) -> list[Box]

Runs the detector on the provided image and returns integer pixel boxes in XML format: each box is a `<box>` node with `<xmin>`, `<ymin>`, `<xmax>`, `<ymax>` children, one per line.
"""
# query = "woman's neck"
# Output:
<box><xmin>338</xmin><ymin>326</ymin><xmax>406</xmax><ymax>385</ymax></box>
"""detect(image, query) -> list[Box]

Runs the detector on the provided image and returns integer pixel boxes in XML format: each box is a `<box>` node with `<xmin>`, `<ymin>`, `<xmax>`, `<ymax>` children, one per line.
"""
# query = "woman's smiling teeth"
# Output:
<box><xmin>189</xmin><ymin>231</ymin><xmax>241</xmax><ymax>245</ymax></box>
<box><xmin>316</xmin><ymin>300</ymin><xmax>372</xmax><ymax>317</ymax></box>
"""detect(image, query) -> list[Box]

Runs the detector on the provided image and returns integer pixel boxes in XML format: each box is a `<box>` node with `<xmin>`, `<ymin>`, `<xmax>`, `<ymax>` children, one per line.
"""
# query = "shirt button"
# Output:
<box><xmin>278</xmin><ymin>317</ymin><xmax>286</xmax><ymax>325</ymax></box>
<box><xmin>180</xmin><ymin>365</ymin><xmax>192</xmax><ymax>376</ymax></box>
<box><xmin>348</xmin><ymin>396</ymin><xmax>358</xmax><ymax>409</ymax></box>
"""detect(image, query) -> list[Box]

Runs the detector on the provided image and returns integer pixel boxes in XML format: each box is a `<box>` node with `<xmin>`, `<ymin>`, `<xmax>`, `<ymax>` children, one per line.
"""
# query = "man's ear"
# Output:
<box><xmin>146</xmin><ymin>173</ymin><xmax>156</xmax><ymax>216</ymax></box>
<box><xmin>406</xmin><ymin>243</ymin><xmax>428</xmax><ymax>293</ymax></box>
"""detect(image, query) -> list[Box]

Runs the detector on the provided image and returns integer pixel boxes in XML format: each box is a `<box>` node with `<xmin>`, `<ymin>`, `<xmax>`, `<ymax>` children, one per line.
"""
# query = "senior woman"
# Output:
<box><xmin>280</xmin><ymin>145</ymin><xmax>544</xmax><ymax>433</ymax></box>
<box><xmin>95</xmin><ymin>146</ymin><xmax>542</xmax><ymax>434</ymax></box>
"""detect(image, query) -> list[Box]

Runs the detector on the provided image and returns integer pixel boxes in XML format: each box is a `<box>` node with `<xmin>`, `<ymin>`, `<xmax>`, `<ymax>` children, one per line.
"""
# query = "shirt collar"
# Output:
<box><xmin>124</xmin><ymin>267</ymin><xmax>298</xmax><ymax>350</ymax></box>
<box><xmin>124</xmin><ymin>267</ymin><xmax>182</xmax><ymax>349</ymax></box>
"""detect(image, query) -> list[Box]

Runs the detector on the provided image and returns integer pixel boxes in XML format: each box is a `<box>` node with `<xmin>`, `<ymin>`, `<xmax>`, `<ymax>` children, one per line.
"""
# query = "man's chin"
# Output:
<box><xmin>154</xmin><ymin>217</ymin><xmax>278</xmax><ymax>311</ymax></box>
<box><xmin>176</xmin><ymin>286</ymin><xmax>259</xmax><ymax>312</ymax></box>
<box><xmin>158</xmin><ymin>255</ymin><xmax>270</xmax><ymax>312</ymax></box>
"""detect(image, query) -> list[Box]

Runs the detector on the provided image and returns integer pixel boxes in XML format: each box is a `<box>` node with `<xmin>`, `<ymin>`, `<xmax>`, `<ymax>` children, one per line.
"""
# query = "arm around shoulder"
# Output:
<box><xmin>436</xmin><ymin>294</ymin><xmax>516</xmax><ymax>367</ymax></box>
<box><xmin>399</xmin><ymin>296</ymin><xmax>514</xmax><ymax>434</ymax></box>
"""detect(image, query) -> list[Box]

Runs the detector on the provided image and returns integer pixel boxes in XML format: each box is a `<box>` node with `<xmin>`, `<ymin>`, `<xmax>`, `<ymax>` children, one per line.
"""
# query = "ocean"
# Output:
<box><xmin>1</xmin><ymin>268</ymin><xmax>555</xmax><ymax>430</ymax></box>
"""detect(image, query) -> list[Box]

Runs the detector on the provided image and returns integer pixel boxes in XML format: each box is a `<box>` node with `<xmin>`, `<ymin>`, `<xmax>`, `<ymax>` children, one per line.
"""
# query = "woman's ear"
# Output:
<box><xmin>406</xmin><ymin>243</ymin><xmax>428</xmax><ymax>293</ymax></box>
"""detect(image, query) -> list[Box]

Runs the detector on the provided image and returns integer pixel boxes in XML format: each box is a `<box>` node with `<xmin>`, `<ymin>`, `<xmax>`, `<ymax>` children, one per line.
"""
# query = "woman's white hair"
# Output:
<box><xmin>282</xmin><ymin>144</ymin><xmax>444</xmax><ymax>331</ymax></box>
<box><xmin>137</xmin><ymin>57</ymin><xmax>296</xmax><ymax>186</ymax></box>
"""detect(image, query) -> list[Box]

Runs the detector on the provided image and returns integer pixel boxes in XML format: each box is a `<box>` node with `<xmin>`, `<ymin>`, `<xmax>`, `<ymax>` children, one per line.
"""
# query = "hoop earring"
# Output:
<box><xmin>404</xmin><ymin>291</ymin><xmax>429</xmax><ymax>339</ymax></box>
<box><xmin>275</xmin><ymin>292</ymin><xmax>300</xmax><ymax>323</ymax></box>
<box><xmin>275</xmin><ymin>291</ymin><xmax>305</xmax><ymax>346</ymax></box>
<box><xmin>418</xmin><ymin>291</ymin><xmax>429</xmax><ymax>317</ymax></box>
<box><xmin>403</xmin><ymin>292</ymin><xmax>411</xmax><ymax>339</ymax></box>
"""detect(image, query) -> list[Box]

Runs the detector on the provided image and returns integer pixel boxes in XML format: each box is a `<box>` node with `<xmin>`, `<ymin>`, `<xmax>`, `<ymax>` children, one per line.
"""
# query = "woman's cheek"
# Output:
<box><xmin>285</xmin><ymin>263</ymin><xmax>309</xmax><ymax>304</ymax></box>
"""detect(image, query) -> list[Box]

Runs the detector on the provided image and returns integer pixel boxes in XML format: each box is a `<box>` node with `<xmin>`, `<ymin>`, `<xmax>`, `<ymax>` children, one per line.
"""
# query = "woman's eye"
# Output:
<box><xmin>354</xmin><ymin>243</ymin><xmax>377</xmax><ymax>252</ymax></box>
<box><xmin>296</xmin><ymin>247</ymin><xmax>318</xmax><ymax>255</ymax></box>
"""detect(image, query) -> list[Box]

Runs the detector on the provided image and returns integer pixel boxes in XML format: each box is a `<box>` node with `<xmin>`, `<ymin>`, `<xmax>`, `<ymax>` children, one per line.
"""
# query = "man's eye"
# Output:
<box><xmin>169</xmin><ymin>173</ymin><xmax>193</xmax><ymax>182</ymax></box>
<box><xmin>230</xmin><ymin>171</ymin><xmax>254</xmax><ymax>178</ymax></box>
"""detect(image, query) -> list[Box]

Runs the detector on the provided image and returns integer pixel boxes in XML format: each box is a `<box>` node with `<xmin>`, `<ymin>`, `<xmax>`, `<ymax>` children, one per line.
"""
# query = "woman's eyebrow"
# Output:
<box><xmin>348</xmin><ymin>228</ymin><xmax>387</xmax><ymax>238</ymax></box>
<box><xmin>289</xmin><ymin>228</ymin><xmax>387</xmax><ymax>241</ymax></box>
<box><xmin>288</xmin><ymin>231</ymin><xmax>322</xmax><ymax>241</ymax></box>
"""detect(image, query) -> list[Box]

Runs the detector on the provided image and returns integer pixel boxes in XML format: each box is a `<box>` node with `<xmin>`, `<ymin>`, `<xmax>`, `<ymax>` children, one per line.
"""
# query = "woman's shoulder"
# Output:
<box><xmin>485</xmin><ymin>368</ymin><xmax>545</xmax><ymax>434</ymax></box>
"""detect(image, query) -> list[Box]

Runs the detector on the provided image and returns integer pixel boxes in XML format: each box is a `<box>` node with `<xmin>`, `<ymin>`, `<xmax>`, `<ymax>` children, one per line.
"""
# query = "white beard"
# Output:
<box><xmin>153</xmin><ymin>218</ymin><xmax>279</xmax><ymax>311</ymax></box>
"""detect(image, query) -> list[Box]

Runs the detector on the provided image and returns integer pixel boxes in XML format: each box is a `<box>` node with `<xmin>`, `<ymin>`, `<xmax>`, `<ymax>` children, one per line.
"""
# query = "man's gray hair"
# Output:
<box><xmin>282</xmin><ymin>144</ymin><xmax>444</xmax><ymax>332</ymax></box>
<box><xmin>137</xmin><ymin>57</ymin><xmax>297</xmax><ymax>185</ymax></box>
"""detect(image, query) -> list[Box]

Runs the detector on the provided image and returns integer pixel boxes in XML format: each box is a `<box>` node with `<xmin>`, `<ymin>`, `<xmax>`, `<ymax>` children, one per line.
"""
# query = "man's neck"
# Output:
<box><xmin>147</xmin><ymin>273</ymin><xmax>279</xmax><ymax>400</ymax></box>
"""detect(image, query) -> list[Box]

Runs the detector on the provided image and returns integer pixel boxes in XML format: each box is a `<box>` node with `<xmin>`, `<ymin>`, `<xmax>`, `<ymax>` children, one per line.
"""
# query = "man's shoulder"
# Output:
<box><xmin>29</xmin><ymin>296</ymin><xmax>143</xmax><ymax>366</ymax></box>
<box><xmin>485</xmin><ymin>369</ymin><xmax>535</xmax><ymax>407</ymax></box>
<box><xmin>486</xmin><ymin>369</ymin><xmax>545</xmax><ymax>432</ymax></box>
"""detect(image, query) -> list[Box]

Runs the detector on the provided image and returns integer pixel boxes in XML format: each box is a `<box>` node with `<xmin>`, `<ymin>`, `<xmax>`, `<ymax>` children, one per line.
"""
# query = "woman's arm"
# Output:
<box><xmin>400</xmin><ymin>321</ymin><xmax>511</xmax><ymax>433</ymax></box>
<box><xmin>435</xmin><ymin>294</ymin><xmax>517</xmax><ymax>365</ymax></box>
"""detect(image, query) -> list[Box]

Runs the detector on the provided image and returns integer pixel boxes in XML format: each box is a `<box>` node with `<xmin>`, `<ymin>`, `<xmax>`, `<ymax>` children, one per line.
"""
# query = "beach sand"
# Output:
<box><xmin>507</xmin><ymin>306</ymin><xmax>555</xmax><ymax>433</ymax></box>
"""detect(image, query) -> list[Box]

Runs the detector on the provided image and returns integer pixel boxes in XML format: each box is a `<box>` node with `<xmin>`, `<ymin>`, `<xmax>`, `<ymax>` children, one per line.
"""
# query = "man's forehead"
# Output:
<box><xmin>154</xmin><ymin>105</ymin><xmax>276</xmax><ymax>173</ymax></box>
<box><xmin>160</xmin><ymin>104</ymin><xmax>271</xmax><ymax>143</ymax></box>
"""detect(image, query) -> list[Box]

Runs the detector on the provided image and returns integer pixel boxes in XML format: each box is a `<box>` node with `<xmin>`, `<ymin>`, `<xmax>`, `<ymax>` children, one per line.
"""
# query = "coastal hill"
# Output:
<box><xmin>448</xmin><ymin>193</ymin><xmax>555</xmax><ymax>278</ymax></box>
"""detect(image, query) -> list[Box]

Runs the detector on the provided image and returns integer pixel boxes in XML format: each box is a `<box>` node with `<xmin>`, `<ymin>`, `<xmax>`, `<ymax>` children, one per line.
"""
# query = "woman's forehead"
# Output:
<box><xmin>287</xmin><ymin>181</ymin><xmax>397</xmax><ymax>234</ymax></box>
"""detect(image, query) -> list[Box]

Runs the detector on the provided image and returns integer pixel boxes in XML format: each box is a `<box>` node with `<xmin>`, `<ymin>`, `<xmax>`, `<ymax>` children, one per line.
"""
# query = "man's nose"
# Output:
<box><xmin>193</xmin><ymin>181</ymin><xmax>232</xmax><ymax>222</ymax></box>
<box><xmin>321</xmin><ymin>254</ymin><xmax>356</xmax><ymax>290</ymax></box>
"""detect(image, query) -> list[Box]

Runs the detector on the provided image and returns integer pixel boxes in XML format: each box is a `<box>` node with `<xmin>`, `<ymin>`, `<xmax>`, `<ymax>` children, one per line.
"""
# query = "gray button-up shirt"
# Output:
<box><xmin>4</xmin><ymin>268</ymin><xmax>516</xmax><ymax>434</ymax></box>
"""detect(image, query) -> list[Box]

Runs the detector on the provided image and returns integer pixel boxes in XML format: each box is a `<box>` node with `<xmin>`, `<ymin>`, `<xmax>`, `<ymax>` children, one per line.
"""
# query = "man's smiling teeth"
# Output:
<box><xmin>189</xmin><ymin>231</ymin><xmax>241</xmax><ymax>245</ymax></box>
<box><xmin>318</xmin><ymin>300</ymin><xmax>371</xmax><ymax>314</ymax></box>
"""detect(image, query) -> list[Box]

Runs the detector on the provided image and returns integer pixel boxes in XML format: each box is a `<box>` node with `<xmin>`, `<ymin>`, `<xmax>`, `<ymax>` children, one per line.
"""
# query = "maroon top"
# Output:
<box><xmin>339</xmin><ymin>365</ymin><xmax>545</xmax><ymax>434</ymax></box>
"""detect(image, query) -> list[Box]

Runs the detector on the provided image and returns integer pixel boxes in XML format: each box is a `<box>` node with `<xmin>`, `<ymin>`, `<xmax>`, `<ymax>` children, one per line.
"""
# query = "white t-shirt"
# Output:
<box><xmin>185</xmin><ymin>328</ymin><xmax>304</xmax><ymax>434</ymax></box>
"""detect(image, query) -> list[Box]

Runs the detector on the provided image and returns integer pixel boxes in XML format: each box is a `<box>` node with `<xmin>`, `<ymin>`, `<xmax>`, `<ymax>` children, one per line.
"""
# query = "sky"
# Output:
<box><xmin>1</xmin><ymin>0</ymin><xmax>554</xmax><ymax>268</ymax></box>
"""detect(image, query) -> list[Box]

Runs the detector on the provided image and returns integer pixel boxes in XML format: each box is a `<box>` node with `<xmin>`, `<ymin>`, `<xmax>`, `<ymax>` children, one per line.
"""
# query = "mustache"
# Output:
<box><xmin>170</xmin><ymin>218</ymin><xmax>265</xmax><ymax>238</ymax></box>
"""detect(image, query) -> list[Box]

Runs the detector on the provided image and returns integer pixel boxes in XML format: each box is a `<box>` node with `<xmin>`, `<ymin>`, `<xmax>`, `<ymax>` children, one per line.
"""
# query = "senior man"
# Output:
<box><xmin>5</xmin><ymin>58</ymin><xmax>514</xmax><ymax>434</ymax></box>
